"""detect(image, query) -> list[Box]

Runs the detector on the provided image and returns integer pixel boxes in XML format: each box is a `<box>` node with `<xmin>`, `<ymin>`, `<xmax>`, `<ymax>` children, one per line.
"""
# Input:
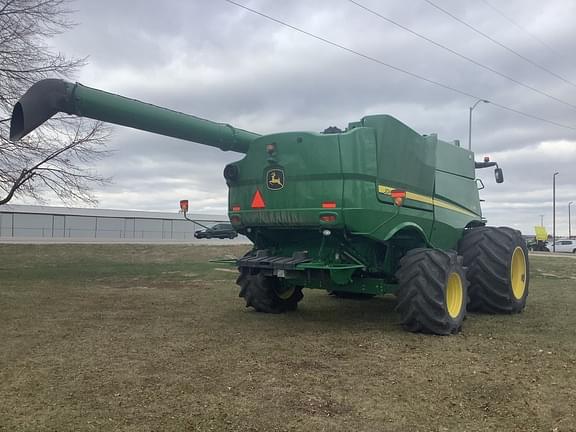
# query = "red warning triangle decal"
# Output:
<box><xmin>251</xmin><ymin>189</ymin><xmax>266</xmax><ymax>209</ymax></box>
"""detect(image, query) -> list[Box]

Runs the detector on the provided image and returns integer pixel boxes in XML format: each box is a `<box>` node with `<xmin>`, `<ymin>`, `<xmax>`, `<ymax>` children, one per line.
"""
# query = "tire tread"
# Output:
<box><xmin>395</xmin><ymin>249</ymin><xmax>467</xmax><ymax>335</ymax></box>
<box><xmin>458</xmin><ymin>226</ymin><xmax>529</xmax><ymax>313</ymax></box>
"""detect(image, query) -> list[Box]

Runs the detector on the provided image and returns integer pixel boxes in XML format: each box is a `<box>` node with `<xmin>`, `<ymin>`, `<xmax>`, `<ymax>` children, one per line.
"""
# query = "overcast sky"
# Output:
<box><xmin>19</xmin><ymin>0</ymin><xmax>576</xmax><ymax>235</ymax></box>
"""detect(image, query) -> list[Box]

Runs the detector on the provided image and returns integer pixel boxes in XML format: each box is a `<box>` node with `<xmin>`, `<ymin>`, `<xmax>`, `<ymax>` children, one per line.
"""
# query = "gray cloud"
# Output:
<box><xmin>16</xmin><ymin>0</ymin><xmax>575</xmax><ymax>235</ymax></box>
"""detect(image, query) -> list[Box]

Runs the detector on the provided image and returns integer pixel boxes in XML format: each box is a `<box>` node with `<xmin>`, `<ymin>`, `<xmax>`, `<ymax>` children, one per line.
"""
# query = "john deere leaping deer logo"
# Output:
<box><xmin>266</xmin><ymin>169</ymin><xmax>285</xmax><ymax>190</ymax></box>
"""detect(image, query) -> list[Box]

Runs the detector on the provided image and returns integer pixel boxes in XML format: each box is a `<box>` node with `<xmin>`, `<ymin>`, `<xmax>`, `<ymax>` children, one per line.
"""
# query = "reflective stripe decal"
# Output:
<box><xmin>434</xmin><ymin>198</ymin><xmax>478</xmax><ymax>217</ymax></box>
<box><xmin>378</xmin><ymin>184</ymin><xmax>478</xmax><ymax>217</ymax></box>
<box><xmin>405</xmin><ymin>191</ymin><xmax>434</xmax><ymax>206</ymax></box>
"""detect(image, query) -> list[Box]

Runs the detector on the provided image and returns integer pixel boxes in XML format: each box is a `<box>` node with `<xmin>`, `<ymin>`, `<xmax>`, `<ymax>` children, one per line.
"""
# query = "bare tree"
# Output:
<box><xmin>0</xmin><ymin>0</ymin><xmax>110</xmax><ymax>206</ymax></box>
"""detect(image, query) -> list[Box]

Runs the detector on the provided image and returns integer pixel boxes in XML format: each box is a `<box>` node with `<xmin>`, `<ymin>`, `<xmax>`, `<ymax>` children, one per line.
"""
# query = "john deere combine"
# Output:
<box><xmin>10</xmin><ymin>79</ymin><xmax>529</xmax><ymax>335</ymax></box>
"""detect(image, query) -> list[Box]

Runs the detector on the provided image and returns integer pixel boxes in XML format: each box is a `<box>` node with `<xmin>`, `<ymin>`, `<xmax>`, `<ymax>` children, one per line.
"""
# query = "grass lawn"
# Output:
<box><xmin>0</xmin><ymin>245</ymin><xmax>575</xmax><ymax>431</ymax></box>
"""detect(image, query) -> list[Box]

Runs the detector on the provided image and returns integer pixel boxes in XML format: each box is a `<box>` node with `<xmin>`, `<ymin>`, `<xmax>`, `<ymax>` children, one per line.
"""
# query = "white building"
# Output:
<box><xmin>0</xmin><ymin>204</ymin><xmax>248</xmax><ymax>244</ymax></box>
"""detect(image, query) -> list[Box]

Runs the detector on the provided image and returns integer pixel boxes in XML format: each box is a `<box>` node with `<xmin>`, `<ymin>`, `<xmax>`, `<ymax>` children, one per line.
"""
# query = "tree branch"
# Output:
<box><xmin>0</xmin><ymin>0</ymin><xmax>111</xmax><ymax>206</ymax></box>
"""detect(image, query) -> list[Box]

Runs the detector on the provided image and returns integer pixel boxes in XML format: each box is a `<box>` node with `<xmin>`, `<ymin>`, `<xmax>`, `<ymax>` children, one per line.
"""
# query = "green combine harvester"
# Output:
<box><xmin>10</xmin><ymin>79</ymin><xmax>529</xmax><ymax>335</ymax></box>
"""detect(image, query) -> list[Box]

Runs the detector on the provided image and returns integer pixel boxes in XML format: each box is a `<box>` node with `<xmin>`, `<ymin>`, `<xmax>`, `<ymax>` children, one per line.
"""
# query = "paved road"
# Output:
<box><xmin>530</xmin><ymin>251</ymin><xmax>576</xmax><ymax>259</ymax></box>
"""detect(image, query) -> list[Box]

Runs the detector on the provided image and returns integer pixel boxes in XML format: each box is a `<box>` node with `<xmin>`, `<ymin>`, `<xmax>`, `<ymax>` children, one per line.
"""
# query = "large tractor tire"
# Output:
<box><xmin>237</xmin><ymin>272</ymin><xmax>303</xmax><ymax>313</ymax></box>
<box><xmin>395</xmin><ymin>248</ymin><xmax>467</xmax><ymax>335</ymax></box>
<box><xmin>458</xmin><ymin>226</ymin><xmax>529</xmax><ymax>314</ymax></box>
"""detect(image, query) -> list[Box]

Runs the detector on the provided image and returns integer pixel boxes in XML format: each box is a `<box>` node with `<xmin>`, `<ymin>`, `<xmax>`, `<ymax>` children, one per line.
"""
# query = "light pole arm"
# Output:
<box><xmin>467</xmin><ymin>99</ymin><xmax>489</xmax><ymax>151</ymax></box>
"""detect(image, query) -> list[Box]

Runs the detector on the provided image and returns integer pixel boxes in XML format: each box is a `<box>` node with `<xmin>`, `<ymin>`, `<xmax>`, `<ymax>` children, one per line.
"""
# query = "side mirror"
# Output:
<box><xmin>495</xmin><ymin>167</ymin><xmax>504</xmax><ymax>183</ymax></box>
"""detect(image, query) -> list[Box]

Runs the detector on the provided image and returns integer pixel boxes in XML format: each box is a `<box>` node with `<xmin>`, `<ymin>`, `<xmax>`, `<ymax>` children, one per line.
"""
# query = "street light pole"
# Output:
<box><xmin>540</xmin><ymin>214</ymin><xmax>544</xmax><ymax>226</ymax></box>
<box><xmin>468</xmin><ymin>99</ymin><xmax>490</xmax><ymax>151</ymax></box>
<box><xmin>553</xmin><ymin>172</ymin><xmax>559</xmax><ymax>252</ymax></box>
<box><xmin>569</xmin><ymin>201</ymin><xmax>573</xmax><ymax>239</ymax></box>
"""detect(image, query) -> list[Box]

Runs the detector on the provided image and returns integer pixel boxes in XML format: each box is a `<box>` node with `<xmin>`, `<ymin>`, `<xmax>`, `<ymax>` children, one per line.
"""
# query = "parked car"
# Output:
<box><xmin>552</xmin><ymin>239</ymin><xmax>576</xmax><ymax>253</ymax></box>
<box><xmin>194</xmin><ymin>223</ymin><xmax>238</xmax><ymax>239</ymax></box>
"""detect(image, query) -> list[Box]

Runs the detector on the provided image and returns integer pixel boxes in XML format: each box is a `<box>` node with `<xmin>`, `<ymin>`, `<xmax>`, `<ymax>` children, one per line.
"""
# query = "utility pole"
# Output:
<box><xmin>539</xmin><ymin>214</ymin><xmax>544</xmax><ymax>226</ymax></box>
<box><xmin>569</xmin><ymin>201</ymin><xmax>573</xmax><ymax>239</ymax></box>
<box><xmin>553</xmin><ymin>172</ymin><xmax>559</xmax><ymax>252</ymax></box>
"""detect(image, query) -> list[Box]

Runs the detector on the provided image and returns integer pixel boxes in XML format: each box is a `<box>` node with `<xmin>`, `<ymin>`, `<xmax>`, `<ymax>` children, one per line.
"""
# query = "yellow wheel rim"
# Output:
<box><xmin>446</xmin><ymin>272</ymin><xmax>464</xmax><ymax>319</ymax></box>
<box><xmin>511</xmin><ymin>247</ymin><xmax>527</xmax><ymax>300</ymax></box>
<box><xmin>275</xmin><ymin>286</ymin><xmax>295</xmax><ymax>300</ymax></box>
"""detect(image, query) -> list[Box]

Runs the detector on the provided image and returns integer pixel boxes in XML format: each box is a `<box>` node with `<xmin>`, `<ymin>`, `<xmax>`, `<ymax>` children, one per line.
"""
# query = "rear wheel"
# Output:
<box><xmin>395</xmin><ymin>248</ymin><xmax>467</xmax><ymax>335</ymax></box>
<box><xmin>458</xmin><ymin>226</ymin><xmax>529</xmax><ymax>313</ymax></box>
<box><xmin>237</xmin><ymin>271</ymin><xmax>303</xmax><ymax>313</ymax></box>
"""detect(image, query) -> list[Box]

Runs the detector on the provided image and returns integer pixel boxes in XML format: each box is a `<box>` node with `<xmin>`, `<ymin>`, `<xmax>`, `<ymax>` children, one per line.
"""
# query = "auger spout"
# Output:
<box><xmin>10</xmin><ymin>79</ymin><xmax>259</xmax><ymax>153</ymax></box>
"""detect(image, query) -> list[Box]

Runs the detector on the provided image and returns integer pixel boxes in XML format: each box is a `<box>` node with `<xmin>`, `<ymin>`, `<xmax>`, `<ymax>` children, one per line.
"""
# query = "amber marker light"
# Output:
<box><xmin>179</xmin><ymin>199</ymin><xmax>189</xmax><ymax>213</ymax></box>
<box><xmin>391</xmin><ymin>190</ymin><xmax>406</xmax><ymax>207</ymax></box>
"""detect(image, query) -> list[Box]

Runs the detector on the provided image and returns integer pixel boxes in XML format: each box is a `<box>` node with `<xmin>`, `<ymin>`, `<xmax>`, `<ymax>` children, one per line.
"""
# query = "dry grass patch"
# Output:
<box><xmin>0</xmin><ymin>246</ymin><xmax>575</xmax><ymax>431</ymax></box>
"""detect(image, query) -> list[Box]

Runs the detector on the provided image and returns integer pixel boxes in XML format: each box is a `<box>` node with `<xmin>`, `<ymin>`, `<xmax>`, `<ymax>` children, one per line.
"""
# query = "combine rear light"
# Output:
<box><xmin>391</xmin><ymin>189</ymin><xmax>406</xmax><ymax>207</ymax></box>
<box><xmin>179</xmin><ymin>199</ymin><xmax>189</xmax><ymax>213</ymax></box>
<box><xmin>320</xmin><ymin>214</ymin><xmax>337</xmax><ymax>223</ymax></box>
<box><xmin>322</xmin><ymin>201</ymin><xmax>337</xmax><ymax>208</ymax></box>
<box><xmin>231</xmin><ymin>205</ymin><xmax>241</xmax><ymax>212</ymax></box>
<box><xmin>251</xmin><ymin>189</ymin><xmax>266</xmax><ymax>209</ymax></box>
<box><xmin>230</xmin><ymin>215</ymin><xmax>241</xmax><ymax>224</ymax></box>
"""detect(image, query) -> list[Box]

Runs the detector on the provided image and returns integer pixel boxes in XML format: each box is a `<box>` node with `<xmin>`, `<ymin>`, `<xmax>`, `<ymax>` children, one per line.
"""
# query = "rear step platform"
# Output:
<box><xmin>237</xmin><ymin>250</ymin><xmax>311</xmax><ymax>270</ymax></box>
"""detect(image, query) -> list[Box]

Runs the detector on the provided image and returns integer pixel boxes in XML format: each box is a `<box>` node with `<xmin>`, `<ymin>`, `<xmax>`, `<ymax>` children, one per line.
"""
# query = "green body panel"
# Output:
<box><xmin>368</xmin><ymin>115</ymin><xmax>436</xmax><ymax>201</ymax></box>
<box><xmin>430</xmin><ymin>170</ymin><xmax>481</xmax><ymax>250</ymax></box>
<box><xmin>10</xmin><ymin>79</ymin><xmax>487</xmax><ymax>294</ymax></box>
<box><xmin>231</xmin><ymin>131</ymin><xmax>344</xmax><ymax>227</ymax></box>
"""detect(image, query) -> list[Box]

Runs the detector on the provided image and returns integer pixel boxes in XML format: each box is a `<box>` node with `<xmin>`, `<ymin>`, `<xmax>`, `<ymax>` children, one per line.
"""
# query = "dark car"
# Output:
<box><xmin>194</xmin><ymin>223</ymin><xmax>238</xmax><ymax>239</ymax></box>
